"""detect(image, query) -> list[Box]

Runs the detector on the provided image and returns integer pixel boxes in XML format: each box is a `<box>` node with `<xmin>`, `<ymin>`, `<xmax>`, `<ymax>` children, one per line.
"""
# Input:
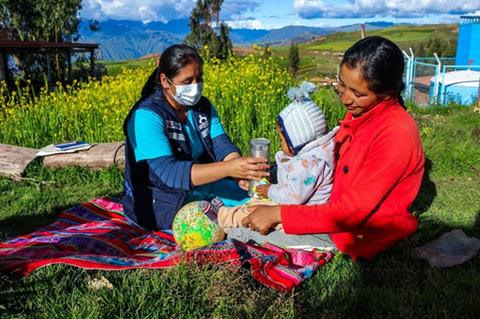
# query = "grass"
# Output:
<box><xmin>98</xmin><ymin>59</ymin><xmax>154</xmax><ymax>77</ymax></box>
<box><xmin>1</xmin><ymin>104</ymin><xmax>480</xmax><ymax>318</ymax></box>
<box><xmin>306</xmin><ymin>24</ymin><xmax>457</xmax><ymax>52</ymax></box>
<box><xmin>268</xmin><ymin>45</ymin><xmax>341</xmax><ymax>79</ymax></box>
<box><xmin>0</xmin><ymin>31</ymin><xmax>479</xmax><ymax>316</ymax></box>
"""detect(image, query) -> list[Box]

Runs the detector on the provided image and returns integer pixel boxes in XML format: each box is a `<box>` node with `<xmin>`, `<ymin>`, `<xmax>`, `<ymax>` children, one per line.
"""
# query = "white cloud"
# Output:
<box><xmin>81</xmin><ymin>0</ymin><xmax>103</xmax><ymax>20</ymax></box>
<box><xmin>293</xmin><ymin>0</ymin><xmax>480</xmax><ymax>19</ymax></box>
<box><xmin>81</xmin><ymin>0</ymin><xmax>192</xmax><ymax>22</ymax></box>
<box><xmin>222</xmin><ymin>1</ymin><xmax>260</xmax><ymax>19</ymax></box>
<box><xmin>466</xmin><ymin>10</ymin><xmax>480</xmax><ymax>16</ymax></box>
<box><xmin>225</xmin><ymin>19</ymin><xmax>264</xmax><ymax>29</ymax></box>
<box><xmin>81</xmin><ymin>0</ymin><xmax>260</xmax><ymax>22</ymax></box>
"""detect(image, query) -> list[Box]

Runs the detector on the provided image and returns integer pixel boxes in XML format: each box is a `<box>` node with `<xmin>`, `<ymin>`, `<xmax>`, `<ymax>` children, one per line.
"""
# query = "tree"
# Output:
<box><xmin>263</xmin><ymin>45</ymin><xmax>272</xmax><ymax>58</ymax></box>
<box><xmin>185</xmin><ymin>0</ymin><xmax>232</xmax><ymax>60</ymax></box>
<box><xmin>0</xmin><ymin>0</ymin><xmax>99</xmax><ymax>84</ymax></box>
<box><xmin>288</xmin><ymin>42</ymin><xmax>300</xmax><ymax>75</ymax></box>
<box><xmin>0</xmin><ymin>0</ymin><xmax>82</xmax><ymax>42</ymax></box>
<box><xmin>217</xmin><ymin>22</ymin><xmax>232</xmax><ymax>60</ymax></box>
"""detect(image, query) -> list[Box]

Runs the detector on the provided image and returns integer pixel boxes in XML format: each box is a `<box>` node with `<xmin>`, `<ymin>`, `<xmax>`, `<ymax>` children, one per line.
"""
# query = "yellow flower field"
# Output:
<box><xmin>0</xmin><ymin>54</ymin><xmax>345</xmax><ymax>155</ymax></box>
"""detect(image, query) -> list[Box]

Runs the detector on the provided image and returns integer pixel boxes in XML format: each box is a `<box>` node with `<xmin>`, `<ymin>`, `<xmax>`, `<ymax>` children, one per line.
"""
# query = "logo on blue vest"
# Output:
<box><xmin>166</xmin><ymin>120</ymin><xmax>182</xmax><ymax>130</ymax></box>
<box><xmin>198</xmin><ymin>115</ymin><xmax>209</xmax><ymax>130</ymax></box>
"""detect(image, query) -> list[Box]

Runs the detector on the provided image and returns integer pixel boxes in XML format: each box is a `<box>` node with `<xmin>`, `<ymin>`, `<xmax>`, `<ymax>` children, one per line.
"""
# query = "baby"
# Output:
<box><xmin>217</xmin><ymin>82</ymin><xmax>339</xmax><ymax>229</ymax></box>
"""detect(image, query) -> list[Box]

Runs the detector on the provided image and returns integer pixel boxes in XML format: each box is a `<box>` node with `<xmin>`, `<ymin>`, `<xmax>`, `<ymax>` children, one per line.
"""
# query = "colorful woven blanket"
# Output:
<box><xmin>0</xmin><ymin>198</ymin><xmax>332</xmax><ymax>292</ymax></box>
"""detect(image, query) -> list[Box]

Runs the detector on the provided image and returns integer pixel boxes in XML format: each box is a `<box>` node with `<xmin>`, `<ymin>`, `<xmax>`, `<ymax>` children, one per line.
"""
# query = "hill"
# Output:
<box><xmin>97</xmin><ymin>23</ymin><xmax>459</xmax><ymax>79</ymax></box>
<box><xmin>78</xmin><ymin>19</ymin><xmax>393</xmax><ymax>60</ymax></box>
<box><xmin>79</xmin><ymin>20</ymin><xmax>185</xmax><ymax>60</ymax></box>
<box><xmin>305</xmin><ymin>24</ymin><xmax>457</xmax><ymax>52</ymax></box>
<box><xmin>268</xmin><ymin>24</ymin><xmax>458</xmax><ymax>79</ymax></box>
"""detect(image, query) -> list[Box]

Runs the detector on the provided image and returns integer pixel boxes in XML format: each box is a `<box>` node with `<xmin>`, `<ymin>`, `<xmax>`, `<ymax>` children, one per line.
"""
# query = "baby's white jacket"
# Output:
<box><xmin>268</xmin><ymin>127</ymin><xmax>339</xmax><ymax>205</ymax></box>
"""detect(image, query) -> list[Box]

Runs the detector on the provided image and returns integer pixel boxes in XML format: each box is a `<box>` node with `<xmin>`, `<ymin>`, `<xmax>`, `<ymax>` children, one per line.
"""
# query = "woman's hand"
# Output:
<box><xmin>192</xmin><ymin>156</ymin><xmax>268</xmax><ymax>187</ymax></box>
<box><xmin>225</xmin><ymin>153</ymin><xmax>251</xmax><ymax>191</ymax></box>
<box><xmin>223</xmin><ymin>152</ymin><xmax>241</xmax><ymax>162</ymax></box>
<box><xmin>241</xmin><ymin>205</ymin><xmax>282</xmax><ymax>235</ymax></box>
<box><xmin>225</xmin><ymin>157</ymin><xmax>270</xmax><ymax>181</ymax></box>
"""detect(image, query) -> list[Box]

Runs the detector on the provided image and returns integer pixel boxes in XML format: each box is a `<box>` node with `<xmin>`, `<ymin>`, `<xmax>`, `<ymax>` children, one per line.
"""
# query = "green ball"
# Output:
<box><xmin>172</xmin><ymin>201</ymin><xmax>226</xmax><ymax>251</ymax></box>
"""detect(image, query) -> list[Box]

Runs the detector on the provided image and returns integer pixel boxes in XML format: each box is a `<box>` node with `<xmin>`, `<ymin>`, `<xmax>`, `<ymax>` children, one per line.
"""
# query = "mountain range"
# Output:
<box><xmin>78</xmin><ymin>19</ymin><xmax>394</xmax><ymax>61</ymax></box>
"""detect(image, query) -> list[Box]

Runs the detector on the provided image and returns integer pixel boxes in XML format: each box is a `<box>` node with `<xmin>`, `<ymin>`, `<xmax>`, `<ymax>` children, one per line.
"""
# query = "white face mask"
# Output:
<box><xmin>167</xmin><ymin>78</ymin><xmax>203</xmax><ymax>106</ymax></box>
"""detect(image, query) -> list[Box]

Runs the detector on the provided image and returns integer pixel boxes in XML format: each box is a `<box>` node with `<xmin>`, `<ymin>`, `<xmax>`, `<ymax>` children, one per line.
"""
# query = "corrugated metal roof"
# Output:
<box><xmin>0</xmin><ymin>40</ymin><xmax>98</xmax><ymax>49</ymax></box>
<box><xmin>460</xmin><ymin>16</ymin><xmax>480</xmax><ymax>25</ymax></box>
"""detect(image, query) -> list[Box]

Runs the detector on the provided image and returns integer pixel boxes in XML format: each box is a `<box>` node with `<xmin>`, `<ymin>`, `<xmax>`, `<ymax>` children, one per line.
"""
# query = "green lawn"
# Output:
<box><xmin>1</xmin><ymin>105</ymin><xmax>479</xmax><ymax>318</ymax></box>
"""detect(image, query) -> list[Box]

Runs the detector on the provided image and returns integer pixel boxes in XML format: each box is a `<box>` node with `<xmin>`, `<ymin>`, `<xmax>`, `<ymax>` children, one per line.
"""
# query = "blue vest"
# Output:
<box><xmin>122</xmin><ymin>87</ymin><xmax>216</xmax><ymax>230</ymax></box>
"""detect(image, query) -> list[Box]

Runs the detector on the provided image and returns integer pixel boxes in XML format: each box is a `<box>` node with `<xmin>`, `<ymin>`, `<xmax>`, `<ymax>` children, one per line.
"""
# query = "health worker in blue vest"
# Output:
<box><xmin>122</xmin><ymin>44</ymin><xmax>269</xmax><ymax>230</ymax></box>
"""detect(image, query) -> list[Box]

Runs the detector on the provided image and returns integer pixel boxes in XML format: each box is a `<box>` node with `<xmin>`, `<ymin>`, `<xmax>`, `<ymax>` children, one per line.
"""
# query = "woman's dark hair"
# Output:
<box><xmin>141</xmin><ymin>44</ymin><xmax>203</xmax><ymax>98</ymax></box>
<box><xmin>341</xmin><ymin>36</ymin><xmax>406</xmax><ymax>107</ymax></box>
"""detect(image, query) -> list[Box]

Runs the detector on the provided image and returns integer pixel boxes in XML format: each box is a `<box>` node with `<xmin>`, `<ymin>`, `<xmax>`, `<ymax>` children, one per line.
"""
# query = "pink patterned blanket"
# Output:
<box><xmin>0</xmin><ymin>198</ymin><xmax>332</xmax><ymax>291</ymax></box>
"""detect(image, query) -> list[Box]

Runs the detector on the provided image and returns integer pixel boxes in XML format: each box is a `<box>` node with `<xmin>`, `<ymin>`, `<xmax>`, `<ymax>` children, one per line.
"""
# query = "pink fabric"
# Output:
<box><xmin>0</xmin><ymin>198</ymin><xmax>333</xmax><ymax>292</ymax></box>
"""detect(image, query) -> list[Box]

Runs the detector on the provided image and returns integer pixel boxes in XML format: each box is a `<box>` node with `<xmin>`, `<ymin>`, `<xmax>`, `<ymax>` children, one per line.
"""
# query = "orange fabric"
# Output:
<box><xmin>281</xmin><ymin>99</ymin><xmax>425</xmax><ymax>260</ymax></box>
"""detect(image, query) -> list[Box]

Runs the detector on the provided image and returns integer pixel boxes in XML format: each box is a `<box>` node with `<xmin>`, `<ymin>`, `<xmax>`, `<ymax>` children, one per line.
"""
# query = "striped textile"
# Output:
<box><xmin>0</xmin><ymin>198</ymin><xmax>332</xmax><ymax>292</ymax></box>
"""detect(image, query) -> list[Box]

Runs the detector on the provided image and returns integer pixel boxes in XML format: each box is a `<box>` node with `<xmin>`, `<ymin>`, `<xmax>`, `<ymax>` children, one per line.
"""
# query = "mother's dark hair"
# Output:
<box><xmin>141</xmin><ymin>44</ymin><xmax>203</xmax><ymax>98</ymax></box>
<box><xmin>341</xmin><ymin>36</ymin><xmax>405</xmax><ymax>107</ymax></box>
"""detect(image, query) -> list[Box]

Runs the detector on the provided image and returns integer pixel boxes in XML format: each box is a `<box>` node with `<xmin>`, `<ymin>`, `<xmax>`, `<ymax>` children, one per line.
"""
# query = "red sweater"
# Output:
<box><xmin>281</xmin><ymin>99</ymin><xmax>425</xmax><ymax>260</ymax></box>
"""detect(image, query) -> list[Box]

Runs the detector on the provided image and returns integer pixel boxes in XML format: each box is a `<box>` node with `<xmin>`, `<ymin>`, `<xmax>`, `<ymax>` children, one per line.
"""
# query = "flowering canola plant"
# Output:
<box><xmin>0</xmin><ymin>54</ymin><xmax>345</xmax><ymax>156</ymax></box>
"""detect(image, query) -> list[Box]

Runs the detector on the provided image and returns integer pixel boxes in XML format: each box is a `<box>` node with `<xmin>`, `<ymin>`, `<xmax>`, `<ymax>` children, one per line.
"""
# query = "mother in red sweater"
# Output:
<box><xmin>235</xmin><ymin>36</ymin><xmax>425</xmax><ymax>260</ymax></box>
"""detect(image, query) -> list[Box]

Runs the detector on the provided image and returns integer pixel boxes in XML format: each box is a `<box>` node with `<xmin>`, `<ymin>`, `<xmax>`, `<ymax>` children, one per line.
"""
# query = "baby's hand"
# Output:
<box><xmin>255</xmin><ymin>184</ymin><xmax>270</xmax><ymax>199</ymax></box>
<box><xmin>238</xmin><ymin>179</ymin><xmax>249</xmax><ymax>191</ymax></box>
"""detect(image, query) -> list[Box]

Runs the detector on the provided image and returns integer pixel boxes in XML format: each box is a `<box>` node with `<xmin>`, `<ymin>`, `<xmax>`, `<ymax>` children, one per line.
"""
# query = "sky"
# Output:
<box><xmin>80</xmin><ymin>0</ymin><xmax>480</xmax><ymax>29</ymax></box>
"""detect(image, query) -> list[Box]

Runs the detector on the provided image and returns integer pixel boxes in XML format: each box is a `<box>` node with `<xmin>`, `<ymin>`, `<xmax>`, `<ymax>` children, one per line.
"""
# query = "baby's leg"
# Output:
<box><xmin>217</xmin><ymin>198</ymin><xmax>283</xmax><ymax>229</ymax></box>
<box><xmin>217</xmin><ymin>198</ymin><xmax>274</xmax><ymax>228</ymax></box>
<box><xmin>217</xmin><ymin>203</ymin><xmax>251</xmax><ymax>228</ymax></box>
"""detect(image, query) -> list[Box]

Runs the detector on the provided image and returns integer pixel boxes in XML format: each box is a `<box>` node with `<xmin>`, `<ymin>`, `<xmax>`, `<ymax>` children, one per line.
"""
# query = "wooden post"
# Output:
<box><xmin>0</xmin><ymin>51</ymin><xmax>10</xmax><ymax>85</ymax></box>
<box><xmin>67</xmin><ymin>48</ymin><xmax>72</xmax><ymax>82</ymax></box>
<box><xmin>90</xmin><ymin>48</ymin><xmax>95</xmax><ymax>77</ymax></box>
<box><xmin>360</xmin><ymin>24</ymin><xmax>366</xmax><ymax>39</ymax></box>
<box><xmin>0</xmin><ymin>51</ymin><xmax>6</xmax><ymax>81</ymax></box>
<box><xmin>46</xmin><ymin>53</ymin><xmax>52</xmax><ymax>83</ymax></box>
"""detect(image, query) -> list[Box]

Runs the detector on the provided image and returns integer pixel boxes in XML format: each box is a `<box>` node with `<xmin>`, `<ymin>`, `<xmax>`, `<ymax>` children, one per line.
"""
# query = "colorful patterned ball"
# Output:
<box><xmin>172</xmin><ymin>201</ymin><xmax>226</xmax><ymax>251</ymax></box>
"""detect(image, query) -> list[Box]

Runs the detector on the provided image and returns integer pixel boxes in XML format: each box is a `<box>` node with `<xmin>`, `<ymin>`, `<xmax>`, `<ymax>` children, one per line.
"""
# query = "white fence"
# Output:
<box><xmin>403</xmin><ymin>50</ymin><xmax>480</xmax><ymax>106</ymax></box>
